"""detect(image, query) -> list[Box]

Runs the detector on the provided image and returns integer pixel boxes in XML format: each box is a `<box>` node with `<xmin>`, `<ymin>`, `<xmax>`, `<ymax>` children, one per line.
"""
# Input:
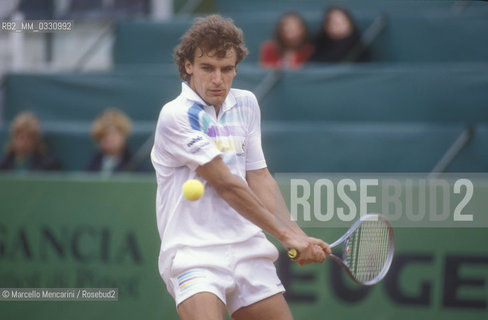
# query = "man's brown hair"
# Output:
<box><xmin>174</xmin><ymin>14</ymin><xmax>249</xmax><ymax>82</ymax></box>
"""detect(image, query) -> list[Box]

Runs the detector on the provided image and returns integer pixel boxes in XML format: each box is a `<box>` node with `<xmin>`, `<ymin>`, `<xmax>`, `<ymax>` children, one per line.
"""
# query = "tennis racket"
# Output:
<box><xmin>288</xmin><ymin>213</ymin><xmax>394</xmax><ymax>286</ymax></box>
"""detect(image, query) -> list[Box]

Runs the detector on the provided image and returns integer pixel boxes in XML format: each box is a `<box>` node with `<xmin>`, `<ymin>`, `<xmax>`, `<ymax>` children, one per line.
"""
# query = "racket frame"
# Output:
<box><xmin>327</xmin><ymin>213</ymin><xmax>395</xmax><ymax>286</ymax></box>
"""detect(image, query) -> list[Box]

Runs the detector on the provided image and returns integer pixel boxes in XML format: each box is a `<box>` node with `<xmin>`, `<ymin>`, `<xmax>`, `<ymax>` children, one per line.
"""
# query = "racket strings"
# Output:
<box><xmin>346</xmin><ymin>219</ymin><xmax>392</xmax><ymax>283</ymax></box>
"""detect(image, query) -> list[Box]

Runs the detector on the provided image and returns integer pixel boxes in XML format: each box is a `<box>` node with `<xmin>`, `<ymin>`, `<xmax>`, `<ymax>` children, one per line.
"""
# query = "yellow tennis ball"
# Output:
<box><xmin>182</xmin><ymin>179</ymin><xmax>204</xmax><ymax>201</ymax></box>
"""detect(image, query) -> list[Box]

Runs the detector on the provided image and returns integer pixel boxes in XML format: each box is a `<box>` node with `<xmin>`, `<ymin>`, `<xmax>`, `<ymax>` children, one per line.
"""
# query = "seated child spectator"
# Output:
<box><xmin>86</xmin><ymin>108</ymin><xmax>133</xmax><ymax>175</ymax></box>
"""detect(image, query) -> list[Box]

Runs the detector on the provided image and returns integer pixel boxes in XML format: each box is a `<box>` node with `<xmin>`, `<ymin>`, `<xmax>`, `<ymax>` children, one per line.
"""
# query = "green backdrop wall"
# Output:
<box><xmin>1</xmin><ymin>175</ymin><xmax>487</xmax><ymax>319</ymax></box>
<box><xmin>114</xmin><ymin>1</ymin><xmax>488</xmax><ymax>65</ymax></box>
<box><xmin>5</xmin><ymin>64</ymin><xmax>488</xmax><ymax>123</ymax></box>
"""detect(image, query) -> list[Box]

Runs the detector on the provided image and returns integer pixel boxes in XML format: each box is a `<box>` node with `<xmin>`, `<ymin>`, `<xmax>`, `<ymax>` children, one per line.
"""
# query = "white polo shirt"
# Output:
<box><xmin>151</xmin><ymin>82</ymin><xmax>267</xmax><ymax>273</ymax></box>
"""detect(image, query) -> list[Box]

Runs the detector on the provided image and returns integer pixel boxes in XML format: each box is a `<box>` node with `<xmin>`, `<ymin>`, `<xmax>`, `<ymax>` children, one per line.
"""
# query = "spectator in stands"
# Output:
<box><xmin>86</xmin><ymin>108</ymin><xmax>133</xmax><ymax>174</ymax></box>
<box><xmin>259</xmin><ymin>11</ymin><xmax>314</xmax><ymax>69</ymax></box>
<box><xmin>309</xmin><ymin>6</ymin><xmax>371</xmax><ymax>63</ymax></box>
<box><xmin>0</xmin><ymin>111</ymin><xmax>61</xmax><ymax>172</ymax></box>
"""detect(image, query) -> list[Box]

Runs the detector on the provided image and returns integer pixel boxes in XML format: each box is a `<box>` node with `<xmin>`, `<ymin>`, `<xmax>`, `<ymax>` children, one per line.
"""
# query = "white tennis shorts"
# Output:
<box><xmin>161</xmin><ymin>233</ymin><xmax>285</xmax><ymax>315</ymax></box>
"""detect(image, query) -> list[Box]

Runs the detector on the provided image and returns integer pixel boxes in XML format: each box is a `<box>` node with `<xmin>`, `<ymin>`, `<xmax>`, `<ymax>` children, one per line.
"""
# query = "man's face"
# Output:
<box><xmin>13</xmin><ymin>131</ymin><xmax>36</xmax><ymax>156</ymax></box>
<box><xmin>185</xmin><ymin>48</ymin><xmax>237</xmax><ymax>109</ymax></box>
<box><xmin>100</xmin><ymin>126</ymin><xmax>126</xmax><ymax>156</ymax></box>
<box><xmin>326</xmin><ymin>10</ymin><xmax>353</xmax><ymax>40</ymax></box>
<box><xmin>280</xmin><ymin>15</ymin><xmax>306</xmax><ymax>49</ymax></box>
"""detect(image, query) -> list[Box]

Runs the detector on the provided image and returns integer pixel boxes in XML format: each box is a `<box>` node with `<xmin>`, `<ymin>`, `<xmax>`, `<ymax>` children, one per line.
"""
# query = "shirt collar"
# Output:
<box><xmin>181</xmin><ymin>82</ymin><xmax>236</xmax><ymax>114</ymax></box>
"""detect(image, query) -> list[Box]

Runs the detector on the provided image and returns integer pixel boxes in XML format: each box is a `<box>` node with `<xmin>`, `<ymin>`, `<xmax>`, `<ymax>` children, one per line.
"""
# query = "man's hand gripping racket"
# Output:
<box><xmin>288</xmin><ymin>214</ymin><xmax>395</xmax><ymax>286</ymax></box>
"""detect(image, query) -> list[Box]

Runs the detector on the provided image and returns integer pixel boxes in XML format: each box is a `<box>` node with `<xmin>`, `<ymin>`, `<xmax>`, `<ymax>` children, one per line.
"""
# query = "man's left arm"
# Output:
<box><xmin>246</xmin><ymin>168</ymin><xmax>306</xmax><ymax>237</ymax></box>
<box><xmin>246</xmin><ymin>168</ymin><xmax>331</xmax><ymax>263</ymax></box>
<box><xmin>245</xmin><ymin>95</ymin><xmax>330</xmax><ymax>259</ymax></box>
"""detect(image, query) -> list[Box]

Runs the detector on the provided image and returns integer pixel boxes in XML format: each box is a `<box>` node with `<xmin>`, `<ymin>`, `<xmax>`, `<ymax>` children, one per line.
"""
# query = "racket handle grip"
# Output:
<box><xmin>288</xmin><ymin>247</ymin><xmax>330</xmax><ymax>260</ymax></box>
<box><xmin>288</xmin><ymin>248</ymin><xmax>299</xmax><ymax>259</ymax></box>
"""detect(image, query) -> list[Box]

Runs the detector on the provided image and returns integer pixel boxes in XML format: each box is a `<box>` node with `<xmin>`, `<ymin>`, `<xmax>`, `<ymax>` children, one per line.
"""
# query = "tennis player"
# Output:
<box><xmin>151</xmin><ymin>15</ymin><xmax>330</xmax><ymax>320</ymax></box>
